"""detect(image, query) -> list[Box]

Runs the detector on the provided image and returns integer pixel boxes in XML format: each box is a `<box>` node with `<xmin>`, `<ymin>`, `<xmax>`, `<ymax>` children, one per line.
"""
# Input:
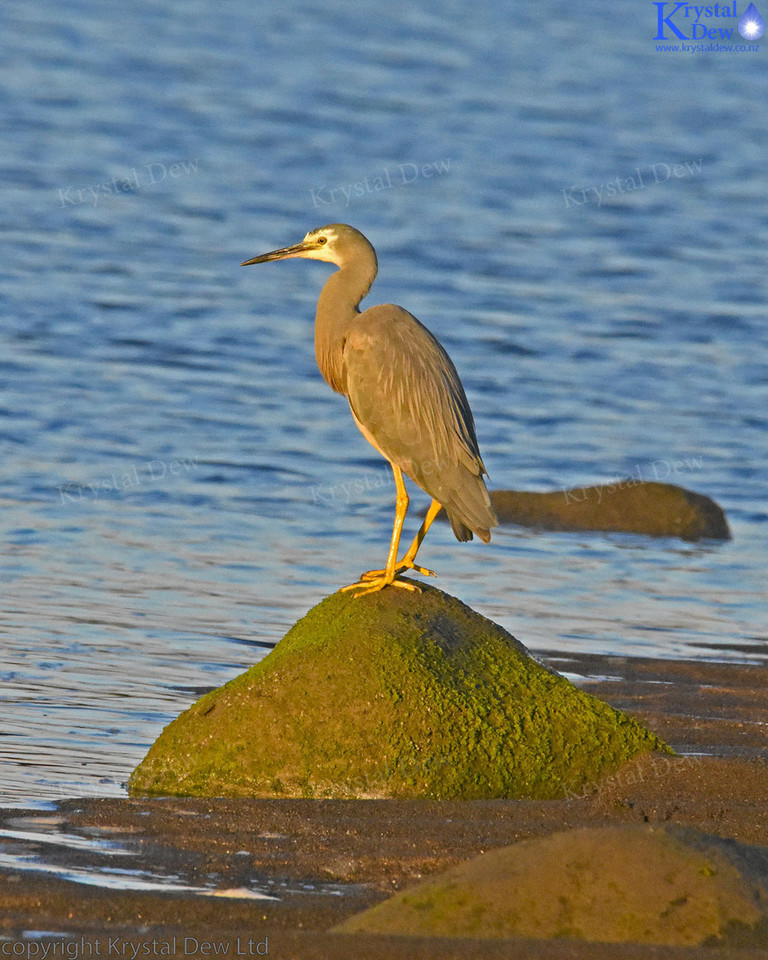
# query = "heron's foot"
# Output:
<box><xmin>340</xmin><ymin>574</ymin><xmax>421</xmax><ymax>597</ymax></box>
<box><xmin>358</xmin><ymin>559</ymin><xmax>436</xmax><ymax>582</ymax></box>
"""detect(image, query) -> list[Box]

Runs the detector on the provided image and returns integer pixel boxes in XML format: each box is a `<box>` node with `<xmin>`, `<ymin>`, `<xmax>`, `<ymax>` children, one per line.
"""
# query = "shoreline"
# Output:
<box><xmin>2</xmin><ymin>650</ymin><xmax>767</xmax><ymax>958</ymax></box>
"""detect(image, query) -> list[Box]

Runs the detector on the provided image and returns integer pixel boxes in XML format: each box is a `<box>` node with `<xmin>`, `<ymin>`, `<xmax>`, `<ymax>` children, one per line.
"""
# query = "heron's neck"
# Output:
<box><xmin>315</xmin><ymin>257</ymin><xmax>377</xmax><ymax>395</ymax></box>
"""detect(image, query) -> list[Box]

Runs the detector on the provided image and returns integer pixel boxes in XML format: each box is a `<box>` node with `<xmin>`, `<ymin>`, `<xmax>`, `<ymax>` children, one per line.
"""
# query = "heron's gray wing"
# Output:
<box><xmin>344</xmin><ymin>304</ymin><xmax>496</xmax><ymax>541</ymax></box>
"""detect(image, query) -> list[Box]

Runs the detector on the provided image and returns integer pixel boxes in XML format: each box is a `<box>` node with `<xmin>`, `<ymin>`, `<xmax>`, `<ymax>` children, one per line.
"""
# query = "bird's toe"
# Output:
<box><xmin>358</xmin><ymin>560</ymin><xmax>436</xmax><ymax>582</ymax></box>
<box><xmin>339</xmin><ymin>575</ymin><xmax>421</xmax><ymax>597</ymax></box>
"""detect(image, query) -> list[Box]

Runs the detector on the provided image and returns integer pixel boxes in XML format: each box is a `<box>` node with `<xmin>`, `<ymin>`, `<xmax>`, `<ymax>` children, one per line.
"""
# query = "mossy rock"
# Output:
<box><xmin>486</xmin><ymin>481</ymin><xmax>730</xmax><ymax>541</ymax></box>
<box><xmin>130</xmin><ymin>584</ymin><xmax>668</xmax><ymax>799</ymax></box>
<box><xmin>337</xmin><ymin>825</ymin><xmax>768</xmax><ymax>947</ymax></box>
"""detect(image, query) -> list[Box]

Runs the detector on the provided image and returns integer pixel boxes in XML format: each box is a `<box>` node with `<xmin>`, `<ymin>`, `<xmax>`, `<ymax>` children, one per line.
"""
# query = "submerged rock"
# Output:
<box><xmin>130</xmin><ymin>585</ymin><xmax>668</xmax><ymax>800</ymax></box>
<box><xmin>487</xmin><ymin>480</ymin><xmax>730</xmax><ymax>541</ymax></box>
<box><xmin>337</xmin><ymin>824</ymin><xmax>768</xmax><ymax>947</ymax></box>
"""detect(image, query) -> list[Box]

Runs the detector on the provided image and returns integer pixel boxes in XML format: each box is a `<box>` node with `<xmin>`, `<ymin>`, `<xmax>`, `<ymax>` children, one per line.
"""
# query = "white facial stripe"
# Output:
<box><xmin>305</xmin><ymin>229</ymin><xmax>337</xmax><ymax>244</ymax></box>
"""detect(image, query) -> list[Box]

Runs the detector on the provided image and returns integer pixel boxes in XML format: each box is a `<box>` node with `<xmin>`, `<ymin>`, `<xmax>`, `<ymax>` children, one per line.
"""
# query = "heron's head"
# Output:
<box><xmin>241</xmin><ymin>223</ymin><xmax>376</xmax><ymax>270</ymax></box>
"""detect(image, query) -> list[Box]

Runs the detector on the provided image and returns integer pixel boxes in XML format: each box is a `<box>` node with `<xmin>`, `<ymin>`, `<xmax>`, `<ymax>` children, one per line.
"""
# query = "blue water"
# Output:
<box><xmin>0</xmin><ymin>0</ymin><xmax>766</xmax><ymax>802</ymax></box>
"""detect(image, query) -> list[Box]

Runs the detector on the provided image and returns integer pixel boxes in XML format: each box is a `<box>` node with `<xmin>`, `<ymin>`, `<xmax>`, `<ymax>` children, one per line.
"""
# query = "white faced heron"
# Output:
<box><xmin>242</xmin><ymin>223</ymin><xmax>497</xmax><ymax>597</ymax></box>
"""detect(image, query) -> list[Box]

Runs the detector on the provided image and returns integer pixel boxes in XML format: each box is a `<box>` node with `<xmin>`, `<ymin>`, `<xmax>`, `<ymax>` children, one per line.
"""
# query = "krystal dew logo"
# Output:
<box><xmin>654</xmin><ymin>1</ymin><xmax>765</xmax><ymax>40</ymax></box>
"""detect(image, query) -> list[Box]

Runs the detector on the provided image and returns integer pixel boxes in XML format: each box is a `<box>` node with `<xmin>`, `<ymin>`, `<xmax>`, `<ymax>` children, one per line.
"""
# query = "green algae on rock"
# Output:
<box><xmin>336</xmin><ymin>824</ymin><xmax>768</xmax><ymax>947</ymax></box>
<box><xmin>129</xmin><ymin>584</ymin><xmax>668</xmax><ymax>800</ymax></box>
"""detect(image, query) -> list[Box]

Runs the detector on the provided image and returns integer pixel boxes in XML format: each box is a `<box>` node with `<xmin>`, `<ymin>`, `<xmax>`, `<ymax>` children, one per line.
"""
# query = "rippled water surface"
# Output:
<box><xmin>1</xmin><ymin>0</ymin><xmax>766</xmax><ymax>801</ymax></box>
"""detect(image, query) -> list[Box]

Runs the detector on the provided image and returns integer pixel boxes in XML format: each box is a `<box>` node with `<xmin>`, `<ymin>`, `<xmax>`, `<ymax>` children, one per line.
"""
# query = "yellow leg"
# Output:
<box><xmin>400</xmin><ymin>498</ymin><xmax>442</xmax><ymax>570</ymax></box>
<box><xmin>341</xmin><ymin>465</ymin><xmax>422</xmax><ymax>597</ymax></box>
<box><xmin>359</xmin><ymin>498</ymin><xmax>442</xmax><ymax>582</ymax></box>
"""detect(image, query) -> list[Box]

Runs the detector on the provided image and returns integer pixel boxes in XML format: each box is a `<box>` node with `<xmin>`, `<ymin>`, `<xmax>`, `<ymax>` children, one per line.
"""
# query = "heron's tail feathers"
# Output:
<box><xmin>444</xmin><ymin>479</ymin><xmax>497</xmax><ymax>544</ymax></box>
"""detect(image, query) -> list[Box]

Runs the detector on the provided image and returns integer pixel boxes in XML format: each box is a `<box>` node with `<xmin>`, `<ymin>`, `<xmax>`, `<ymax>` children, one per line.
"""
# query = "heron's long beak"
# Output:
<box><xmin>241</xmin><ymin>241</ymin><xmax>317</xmax><ymax>266</ymax></box>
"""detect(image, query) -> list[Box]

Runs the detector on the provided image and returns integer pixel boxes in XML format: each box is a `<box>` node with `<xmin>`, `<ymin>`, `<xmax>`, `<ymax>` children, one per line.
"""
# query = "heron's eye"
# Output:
<box><xmin>316</xmin><ymin>237</ymin><xmax>327</xmax><ymax>245</ymax></box>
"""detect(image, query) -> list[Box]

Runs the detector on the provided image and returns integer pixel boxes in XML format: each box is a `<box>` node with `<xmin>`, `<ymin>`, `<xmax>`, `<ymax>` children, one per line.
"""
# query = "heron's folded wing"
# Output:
<box><xmin>343</xmin><ymin>305</ymin><xmax>485</xmax><ymax>502</ymax></box>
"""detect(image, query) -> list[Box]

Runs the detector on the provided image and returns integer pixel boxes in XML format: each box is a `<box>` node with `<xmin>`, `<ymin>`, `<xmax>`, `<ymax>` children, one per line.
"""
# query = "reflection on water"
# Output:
<box><xmin>0</xmin><ymin>814</ymin><xmax>276</xmax><ymax>899</ymax></box>
<box><xmin>1</xmin><ymin>0</ymin><xmax>766</xmax><ymax>801</ymax></box>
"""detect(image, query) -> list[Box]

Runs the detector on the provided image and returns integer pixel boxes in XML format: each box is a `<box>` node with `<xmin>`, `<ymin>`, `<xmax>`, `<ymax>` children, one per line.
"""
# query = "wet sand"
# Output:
<box><xmin>2</xmin><ymin>649</ymin><xmax>767</xmax><ymax>959</ymax></box>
